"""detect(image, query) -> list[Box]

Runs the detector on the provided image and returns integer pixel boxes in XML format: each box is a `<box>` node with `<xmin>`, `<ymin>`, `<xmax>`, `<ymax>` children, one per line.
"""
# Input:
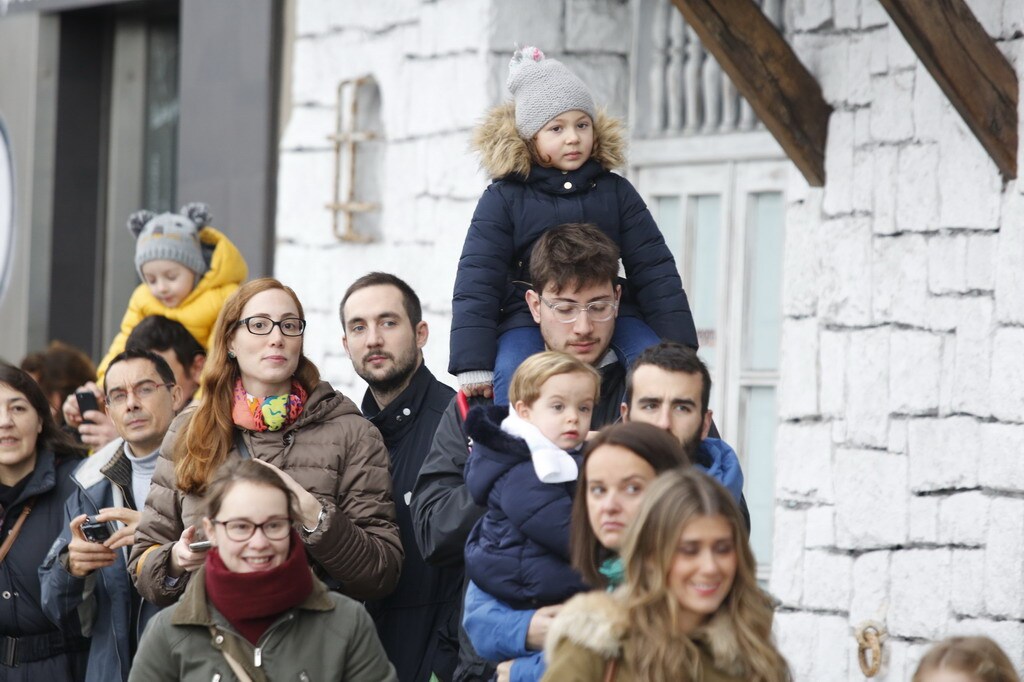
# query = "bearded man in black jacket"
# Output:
<box><xmin>342</xmin><ymin>272</ymin><xmax>460</xmax><ymax>682</ymax></box>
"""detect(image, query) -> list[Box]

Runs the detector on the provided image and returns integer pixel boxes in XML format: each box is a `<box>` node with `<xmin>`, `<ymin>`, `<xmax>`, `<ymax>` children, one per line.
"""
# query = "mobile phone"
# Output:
<box><xmin>81</xmin><ymin>517</ymin><xmax>113</xmax><ymax>543</ymax></box>
<box><xmin>75</xmin><ymin>391</ymin><xmax>101</xmax><ymax>423</ymax></box>
<box><xmin>188</xmin><ymin>540</ymin><xmax>213</xmax><ymax>552</ymax></box>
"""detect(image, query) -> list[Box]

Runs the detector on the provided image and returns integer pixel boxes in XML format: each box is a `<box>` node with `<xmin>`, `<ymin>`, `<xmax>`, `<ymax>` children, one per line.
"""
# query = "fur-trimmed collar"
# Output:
<box><xmin>464</xmin><ymin>404</ymin><xmax>531</xmax><ymax>460</ymax></box>
<box><xmin>544</xmin><ymin>591</ymin><xmax>629</xmax><ymax>661</ymax></box>
<box><xmin>544</xmin><ymin>590</ymin><xmax>748</xmax><ymax>677</ymax></box>
<box><xmin>472</xmin><ymin>102</ymin><xmax>627</xmax><ymax>180</ymax></box>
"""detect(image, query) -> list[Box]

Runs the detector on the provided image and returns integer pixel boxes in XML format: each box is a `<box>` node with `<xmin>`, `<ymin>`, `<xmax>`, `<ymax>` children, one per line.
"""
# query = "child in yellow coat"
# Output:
<box><xmin>96</xmin><ymin>203</ymin><xmax>248</xmax><ymax>380</ymax></box>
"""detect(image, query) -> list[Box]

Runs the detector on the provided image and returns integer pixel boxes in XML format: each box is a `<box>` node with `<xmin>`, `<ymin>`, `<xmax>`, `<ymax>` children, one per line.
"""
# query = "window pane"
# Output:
<box><xmin>655</xmin><ymin>196</ymin><xmax>683</xmax><ymax>277</ymax></box>
<box><xmin>691</xmin><ymin>195</ymin><xmax>720</xmax><ymax>371</ymax></box>
<box><xmin>742</xmin><ymin>385</ymin><xmax>776</xmax><ymax>577</ymax></box>
<box><xmin>743</xmin><ymin>192</ymin><xmax>784</xmax><ymax>371</ymax></box>
<box><xmin>143</xmin><ymin>17</ymin><xmax>180</xmax><ymax>212</ymax></box>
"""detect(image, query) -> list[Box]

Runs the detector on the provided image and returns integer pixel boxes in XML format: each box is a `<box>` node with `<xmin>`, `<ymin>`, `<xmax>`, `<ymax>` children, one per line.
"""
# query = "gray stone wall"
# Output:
<box><xmin>773</xmin><ymin>1</ymin><xmax>1024</xmax><ymax>678</ymax></box>
<box><xmin>276</xmin><ymin>0</ymin><xmax>631</xmax><ymax>397</ymax></box>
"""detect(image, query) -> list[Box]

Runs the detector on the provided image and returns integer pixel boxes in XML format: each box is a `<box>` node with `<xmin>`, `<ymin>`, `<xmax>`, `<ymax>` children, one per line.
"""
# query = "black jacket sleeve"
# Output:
<box><xmin>410</xmin><ymin>397</ymin><xmax>487</xmax><ymax>566</ymax></box>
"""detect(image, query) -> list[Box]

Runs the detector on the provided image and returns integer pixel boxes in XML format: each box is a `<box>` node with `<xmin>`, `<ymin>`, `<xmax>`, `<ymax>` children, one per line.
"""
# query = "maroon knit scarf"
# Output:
<box><xmin>204</xmin><ymin>530</ymin><xmax>314</xmax><ymax>645</ymax></box>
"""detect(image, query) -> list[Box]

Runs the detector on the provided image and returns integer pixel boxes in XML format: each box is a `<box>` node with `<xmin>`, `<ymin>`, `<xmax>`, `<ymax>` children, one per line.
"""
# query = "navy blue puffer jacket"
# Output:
<box><xmin>462</xmin><ymin>405</ymin><xmax>588</xmax><ymax>611</ymax></box>
<box><xmin>449</xmin><ymin>103</ymin><xmax>698</xmax><ymax>375</ymax></box>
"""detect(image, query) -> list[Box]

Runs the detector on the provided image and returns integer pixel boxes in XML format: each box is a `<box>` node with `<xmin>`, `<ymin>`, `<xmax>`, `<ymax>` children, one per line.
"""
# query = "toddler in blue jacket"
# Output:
<box><xmin>463</xmin><ymin>352</ymin><xmax>599</xmax><ymax>680</ymax></box>
<box><xmin>450</xmin><ymin>45</ymin><xmax>699</xmax><ymax>404</ymax></box>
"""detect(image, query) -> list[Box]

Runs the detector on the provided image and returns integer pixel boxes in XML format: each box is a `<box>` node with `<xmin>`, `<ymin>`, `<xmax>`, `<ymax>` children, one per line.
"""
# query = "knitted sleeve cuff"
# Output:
<box><xmin>458</xmin><ymin>370</ymin><xmax>494</xmax><ymax>389</ymax></box>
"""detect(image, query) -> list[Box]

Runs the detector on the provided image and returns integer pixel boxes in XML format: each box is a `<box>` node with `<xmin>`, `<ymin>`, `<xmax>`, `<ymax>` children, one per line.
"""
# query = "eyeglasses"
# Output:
<box><xmin>212</xmin><ymin>517</ymin><xmax>292</xmax><ymax>542</ymax></box>
<box><xmin>236</xmin><ymin>316</ymin><xmax>306</xmax><ymax>336</ymax></box>
<box><xmin>104</xmin><ymin>381</ymin><xmax>174</xmax><ymax>407</ymax></box>
<box><xmin>538</xmin><ymin>296</ymin><xmax>618</xmax><ymax>323</ymax></box>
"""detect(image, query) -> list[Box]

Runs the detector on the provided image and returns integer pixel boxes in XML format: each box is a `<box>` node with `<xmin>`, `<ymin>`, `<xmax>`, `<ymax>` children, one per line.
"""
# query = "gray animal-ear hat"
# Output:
<box><xmin>507</xmin><ymin>45</ymin><xmax>596</xmax><ymax>139</ymax></box>
<box><xmin>127</xmin><ymin>202</ymin><xmax>211</xmax><ymax>280</ymax></box>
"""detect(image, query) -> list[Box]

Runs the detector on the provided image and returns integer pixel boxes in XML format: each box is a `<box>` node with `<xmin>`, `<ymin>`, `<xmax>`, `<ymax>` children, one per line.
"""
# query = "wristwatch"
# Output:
<box><xmin>301</xmin><ymin>504</ymin><xmax>326</xmax><ymax>536</ymax></box>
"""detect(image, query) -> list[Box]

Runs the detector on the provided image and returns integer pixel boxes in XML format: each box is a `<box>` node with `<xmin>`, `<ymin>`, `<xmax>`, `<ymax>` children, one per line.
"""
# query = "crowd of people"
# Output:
<box><xmin>0</xmin><ymin>43</ymin><xmax>1018</xmax><ymax>682</ymax></box>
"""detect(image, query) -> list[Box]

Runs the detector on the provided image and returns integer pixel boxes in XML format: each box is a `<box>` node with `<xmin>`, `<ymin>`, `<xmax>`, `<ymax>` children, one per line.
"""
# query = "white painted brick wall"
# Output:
<box><xmin>834</xmin><ymin>449</ymin><xmax>907</xmax><ymax>549</ymax></box>
<box><xmin>890</xmin><ymin>549</ymin><xmax>951</xmax><ymax>640</ymax></box>
<box><xmin>773</xmin><ymin>1</ymin><xmax>1024</xmax><ymax>677</ymax></box>
<box><xmin>281</xmin><ymin>1</ymin><xmax>1024</xmax><ymax>677</ymax></box>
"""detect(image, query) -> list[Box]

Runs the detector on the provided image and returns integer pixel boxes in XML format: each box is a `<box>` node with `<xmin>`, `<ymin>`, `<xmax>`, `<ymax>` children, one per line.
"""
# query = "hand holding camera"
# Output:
<box><xmin>67</xmin><ymin>508</ymin><xmax>143</xmax><ymax>577</ymax></box>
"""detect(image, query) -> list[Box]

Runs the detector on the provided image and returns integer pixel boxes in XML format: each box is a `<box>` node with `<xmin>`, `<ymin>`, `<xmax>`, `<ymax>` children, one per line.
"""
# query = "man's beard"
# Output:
<box><xmin>357</xmin><ymin>348</ymin><xmax>418</xmax><ymax>395</ymax></box>
<box><xmin>681</xmin><ymin>427</ymin><xmax>703</xmax><ymax>464</ymax></box>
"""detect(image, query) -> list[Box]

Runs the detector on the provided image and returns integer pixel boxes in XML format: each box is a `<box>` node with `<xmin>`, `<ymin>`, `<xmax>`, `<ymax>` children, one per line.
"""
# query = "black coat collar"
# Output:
<box><xmin>360</xmin><ymin>362</ymin><xmax>436</xmax><ymax>442</ymax></box>
<box><xmin>518</xmin><ymin>159</ymin><xmax>604</xmax><ymax>195</ymax></box>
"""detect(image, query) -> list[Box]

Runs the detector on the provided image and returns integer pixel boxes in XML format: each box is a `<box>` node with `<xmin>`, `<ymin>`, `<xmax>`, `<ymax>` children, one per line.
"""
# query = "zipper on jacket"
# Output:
<box><xmin>252</xmin><ymin>612</ymin><xmax>296</xmax><ymax>668</ymax></box>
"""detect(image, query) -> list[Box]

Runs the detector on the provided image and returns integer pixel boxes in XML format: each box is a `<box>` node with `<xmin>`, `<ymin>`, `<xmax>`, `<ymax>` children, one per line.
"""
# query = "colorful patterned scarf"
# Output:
<box><xmin>231</xmin><ymin>378</ymin><xmax>307</xmax><ymax>432</ymax></box>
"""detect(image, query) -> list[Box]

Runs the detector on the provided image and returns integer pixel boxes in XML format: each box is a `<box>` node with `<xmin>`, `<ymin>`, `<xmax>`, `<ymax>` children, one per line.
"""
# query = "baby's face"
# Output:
<box><xmin>141</xmin><ymin>259</ymin><xmax>195</xmax><ymax>309</ymax></box>
<box><xmin>515</xmin><ymin>371</ymin><xmax>597</xmax><ymax>450</ymax></box>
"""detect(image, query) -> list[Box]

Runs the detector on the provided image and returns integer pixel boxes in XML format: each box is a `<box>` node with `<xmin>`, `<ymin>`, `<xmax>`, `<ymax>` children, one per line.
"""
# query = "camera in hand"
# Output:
<box><xmin>81</xmin><ymin>517</ymin><xmax>113</xmax><ymax>543</ymax></box>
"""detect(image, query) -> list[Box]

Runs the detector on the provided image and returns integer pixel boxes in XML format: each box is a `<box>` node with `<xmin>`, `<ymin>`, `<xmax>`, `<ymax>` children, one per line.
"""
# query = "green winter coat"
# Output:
<box><xmin>128</xmin><ymin>566</ymin><xmax>397</xmax><ymax>682</ymax></box>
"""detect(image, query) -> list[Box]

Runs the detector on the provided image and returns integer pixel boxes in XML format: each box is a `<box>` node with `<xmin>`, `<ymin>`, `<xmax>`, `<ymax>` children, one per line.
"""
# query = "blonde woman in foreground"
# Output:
<box><xmin>913</xmin><ymin>636</ymin><xmax>1020</xmax><ymax>682</ymax></box>
<box><xmin>542</xmin><ymin>468</ymin><xmax>790</xmax><ymax>682</ymax></box>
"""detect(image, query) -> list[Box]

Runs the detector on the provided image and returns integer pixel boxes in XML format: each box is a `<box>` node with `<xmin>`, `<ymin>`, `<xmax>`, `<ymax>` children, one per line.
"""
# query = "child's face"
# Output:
<box><xmin>533</xmin><ymin>110</ymin><xmax>594</xmax><ymax>172</ymax></box>
<box><xmin>141</xmin><ymin>259</ymin><xmax>196</xmax><ymax>309</ymax></box>
<box><xmin>918</xmin><ymin>671</ymin><xmax>977</xmax><ymax>682</ymax></box>
<box><xmin>515</xmin><ymin>371</ymin><xmax>596</xmax><ymax>450</ymax></box>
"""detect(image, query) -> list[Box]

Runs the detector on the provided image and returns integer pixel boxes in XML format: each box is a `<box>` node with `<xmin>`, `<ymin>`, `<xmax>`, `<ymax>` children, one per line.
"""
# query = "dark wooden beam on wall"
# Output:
<box><xmin>668</xmin><ymin>0</ymin><xmax>832</xmax><ymax>187</ymax></box>
<box><xmin>877</xmin><ymin>0</ymin><xmax>1017</xmax><ymax>179</ymax></box>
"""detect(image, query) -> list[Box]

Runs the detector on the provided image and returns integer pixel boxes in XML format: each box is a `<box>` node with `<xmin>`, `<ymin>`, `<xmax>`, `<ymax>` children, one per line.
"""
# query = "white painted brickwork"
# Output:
<box><xmin>276</xmin><ymin>0</ymin><xmax>630</xmax><ymax>399</ymax></box>
<box><xmin>278</xmin><ymin>0</ymin><xmax>1024</xmax><ymax>678</ymax></box>
<box><xmin>772</xmin><ymin>0</ymin><xmax>1024</xmax><ymax>678</ymax></box>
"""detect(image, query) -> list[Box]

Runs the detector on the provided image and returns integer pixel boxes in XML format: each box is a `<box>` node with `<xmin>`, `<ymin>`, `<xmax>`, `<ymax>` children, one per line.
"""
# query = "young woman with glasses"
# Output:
<box><xmin>129</xmin><ymin>459</ymin><xmax>397</xmax><ymax>681</ymax></box>
<box><xmin>129</xmin><ymin>278</ymin><xmax>402</xmax><ymax>608</ymax></box>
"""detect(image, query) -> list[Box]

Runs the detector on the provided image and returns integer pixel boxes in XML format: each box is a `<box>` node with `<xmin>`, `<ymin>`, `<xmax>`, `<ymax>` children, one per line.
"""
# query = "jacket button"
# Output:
<box><xmin>402</xmin><ymin>408</ymin><xmax>411</xmax><ymax>416</ymax></box>
<box><xmin>563</xmin><ymin>181</ymin><xmax>572</xmax><ymax>190</ymax></box>
<box><xmin>1</xmin><ymin>591</ymin><xmax>10</xmax><ymax>600</ymax></box>
<box><xmin>215</xmin><ymin>635</ymin><xmax>224</xmax><ymax>644</ymax></box>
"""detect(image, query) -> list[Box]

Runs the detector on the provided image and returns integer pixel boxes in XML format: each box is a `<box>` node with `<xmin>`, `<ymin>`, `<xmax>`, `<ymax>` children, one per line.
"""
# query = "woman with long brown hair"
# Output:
<box><xmin>543</xmin><ymin>468</ymin><xmax>790</xmax><ymax>682</ymax></box>
<box><xmin>129</xmin><ymin>278</ymin><xmax>401</xmax><ymax>605</ymax></box>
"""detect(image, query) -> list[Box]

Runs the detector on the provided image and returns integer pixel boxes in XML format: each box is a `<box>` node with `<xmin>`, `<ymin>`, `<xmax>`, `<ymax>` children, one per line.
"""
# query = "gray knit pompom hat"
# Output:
<box><xmin>127</xmin><ymin>202</ymin><xmax>211</xmax><ymax>280</ymax></box>
<box><xmin>507</xmin><ymin>45</ymin><xmax>596</xmax><ymax>139</ymax></box>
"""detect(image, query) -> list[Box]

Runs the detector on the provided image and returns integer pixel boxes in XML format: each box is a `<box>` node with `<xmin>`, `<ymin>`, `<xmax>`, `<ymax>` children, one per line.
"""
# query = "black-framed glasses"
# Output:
<box><xmin>104</xmin><ymin>381</ymin><xmax>174</xmax><ymax>407</ymax></box>
<box><xmin>236</xmin><ymin>316</ymin><xmax>306</xmax><ymax>337</ymax></box>
<box><xmin>212</xmin><ymin>517</ymin><xmax>292</xmax><ymax>541</ymax></box>
<box><xmin>538</xmin><ymin>296</ymin><xmax>618</xmax><ymax>323</ymax></box>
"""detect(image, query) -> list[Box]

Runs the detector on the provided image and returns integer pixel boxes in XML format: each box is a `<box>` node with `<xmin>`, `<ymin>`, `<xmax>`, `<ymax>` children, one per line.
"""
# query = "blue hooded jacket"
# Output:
<box><xmin>695</xmin><ymin>437</ymin><xmax>745</xmax><ymax>503</ymax></box>
<box><xmin>463</xmin><ymin>405</ymin><xmax>589</xmax><ymax>611</ymax></box>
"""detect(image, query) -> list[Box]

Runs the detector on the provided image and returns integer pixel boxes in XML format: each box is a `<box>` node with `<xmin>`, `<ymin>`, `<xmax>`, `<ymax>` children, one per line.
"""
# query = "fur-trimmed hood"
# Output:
<box><xmin>544</xmin><ymin>590</ymin><xmax>748</xmax><ymax>677</ymax></box>
<box><xmin>472</xmin><ymin>102</ymin><xmax>627</xmax><ymax>180</ymax></box>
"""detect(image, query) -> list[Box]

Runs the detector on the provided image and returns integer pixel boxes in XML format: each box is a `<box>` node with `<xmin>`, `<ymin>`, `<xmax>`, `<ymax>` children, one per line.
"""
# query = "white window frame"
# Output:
<box><xmin>629</xmin><ymin>135</ymin><xmax>788</xmax><ymax>580</ymax></box>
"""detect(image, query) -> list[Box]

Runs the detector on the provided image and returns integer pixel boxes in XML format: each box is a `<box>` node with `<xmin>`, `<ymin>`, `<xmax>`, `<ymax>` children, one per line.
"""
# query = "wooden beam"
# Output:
<box><xmin>877</xmin><ymin>0</ymin><xmax>1017</xmax><ymax>179</ymax></box>
<box><xmin>669</xmin><ymin>0</ymin><xmax>832</xmax><ymax>187</ymax></box>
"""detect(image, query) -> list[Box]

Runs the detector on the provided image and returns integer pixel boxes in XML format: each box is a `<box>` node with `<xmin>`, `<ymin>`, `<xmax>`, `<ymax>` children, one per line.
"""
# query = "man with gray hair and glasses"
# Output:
<box><xmin>41</xmin><ymin>348</ymin><xmax>188</xmax><ymax>682</ymax></box>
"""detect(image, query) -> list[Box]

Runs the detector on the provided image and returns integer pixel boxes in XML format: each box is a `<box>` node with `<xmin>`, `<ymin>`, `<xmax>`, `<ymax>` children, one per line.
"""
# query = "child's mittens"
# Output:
<box><xmin>459</xmin><ymin>370</ymin><xmax>495</xmax><ymax>399</ymax></box>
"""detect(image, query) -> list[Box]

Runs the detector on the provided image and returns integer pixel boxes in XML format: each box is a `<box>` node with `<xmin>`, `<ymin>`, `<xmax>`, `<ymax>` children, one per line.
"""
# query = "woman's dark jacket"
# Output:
<box><xmin>462</xmin><ymin>405</ymin><xmax>588</xmax><ymax>611</ymax></box>
<box><xmin>3</xmin><ymin>449</ymin><xmax>88</xmax><ymax>681</ymax></box>
<box><xmin>449</xmin><ymin>103</ymin><xmax>698</xmax><ymax>375</ymax></box>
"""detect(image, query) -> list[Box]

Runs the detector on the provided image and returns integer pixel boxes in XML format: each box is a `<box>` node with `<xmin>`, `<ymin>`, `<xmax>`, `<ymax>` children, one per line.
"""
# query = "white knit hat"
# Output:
<box><xmin>507</xmin><ymin>45</ymin><xmax>596</xmax><ymax>139</ymax></box>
